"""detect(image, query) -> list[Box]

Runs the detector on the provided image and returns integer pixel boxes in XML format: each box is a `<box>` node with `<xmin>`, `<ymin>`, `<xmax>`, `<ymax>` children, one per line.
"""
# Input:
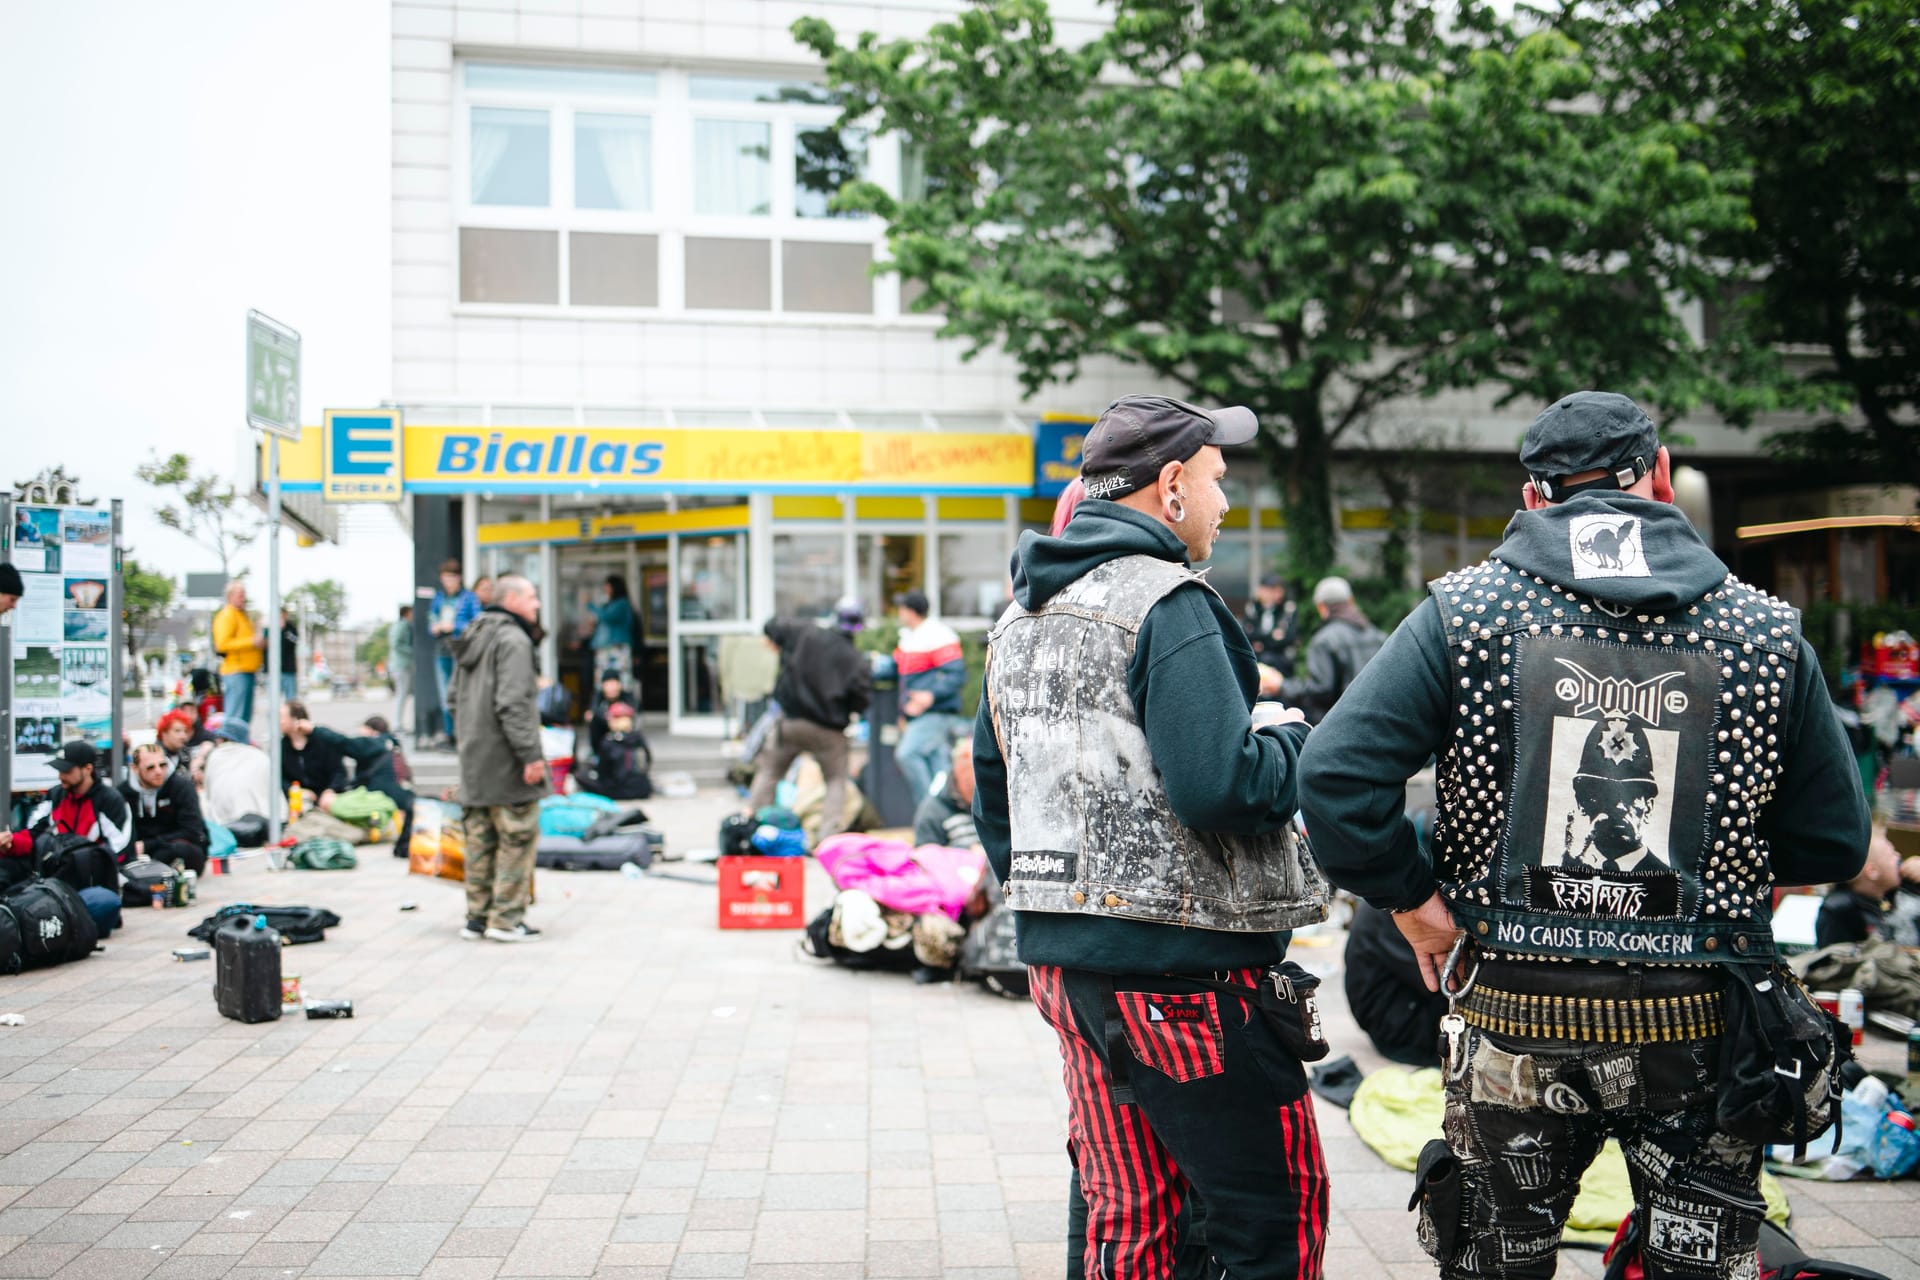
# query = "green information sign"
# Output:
<box><xmin>246</xmin><ymin>310</ymin><xmax>301</xmax><ymax>438</ymax></box>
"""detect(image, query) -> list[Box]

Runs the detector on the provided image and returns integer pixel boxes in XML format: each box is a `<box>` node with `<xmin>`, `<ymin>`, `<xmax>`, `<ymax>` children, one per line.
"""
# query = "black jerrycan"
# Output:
<box><xmin>215</xmin><ymin>914</ymin><xmax>283</xmax><ymax>1023</ymax></box>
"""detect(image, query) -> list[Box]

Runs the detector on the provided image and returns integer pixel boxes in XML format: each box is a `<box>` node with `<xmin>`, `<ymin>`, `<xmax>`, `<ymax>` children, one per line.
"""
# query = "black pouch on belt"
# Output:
<box><xmin>1183</xmin><ymin>961</ymin><xmax>1330</xmax><ymax>1062</ymax></box>
<box><xmin>1717</xmin><ymin>962</ymin><xmax>1849</xmax><ymax>1159</ymax></box>
<box><xmin>1409</xmin><ymin>1137</ymin><xmax>1465</xmax><ymax>1262</ymax></box>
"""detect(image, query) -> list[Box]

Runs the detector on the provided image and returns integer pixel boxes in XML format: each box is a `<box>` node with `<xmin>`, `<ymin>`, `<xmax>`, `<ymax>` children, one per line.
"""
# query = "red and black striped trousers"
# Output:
<box><xmin>1031</xmin><ymin>964</ymin><xmax>1330</xmax><ymax>1280</ymax></box>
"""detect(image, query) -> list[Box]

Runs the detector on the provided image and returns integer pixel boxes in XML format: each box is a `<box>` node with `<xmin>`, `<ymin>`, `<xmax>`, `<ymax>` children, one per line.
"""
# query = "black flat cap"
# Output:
<box><xmin>1520</xmin><ymin>391</ymin><xmax>1660</xmax><ymax>501</ymax></box>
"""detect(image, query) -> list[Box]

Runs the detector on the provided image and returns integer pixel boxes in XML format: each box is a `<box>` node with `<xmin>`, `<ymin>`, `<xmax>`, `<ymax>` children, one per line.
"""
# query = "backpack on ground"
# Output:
<box><xmin>287</xmin><ymin>839</ymin><xmax>358</xmax><ymax>871</ymax></box>
<box><xmin>33</xmin><ymin>833</ymin><xmax>118</xmax><ymax>894</ymax></box>
<box><xmin>328</xmin><ymin>787</ymin><xmax>397</xmax><ymax>830</ymax></box>
<box><xmin>3</xmin><ymin>877</ymin><xmax>100</xmax><ymax>969</ymax></box>
<box><xmin>538</xmin><ymin>793</ymin><xmax>618</xmax><ymax>838</ymax></box>
<box><xmin>0</xmin><ymin>904</ymin><xmax>21</xmax><ymax>975</ymax></box>
<box><xmin>206</xmin><ymin>821</ymin><xmax>238</xmax><ymax>861</ymax></box>
<box><xmin>187</xmin><ymin>902</ymin><xmax>341</xmax><ymax>945</ymax></box>
<box><xmin>226</xmin><ymin>813</ymin><xmax>269</xmax><ymax>848</ymax></box>
<box><xmin>286</xmin><ymin>810</ymin><xmax>370</xmax><ymax>846</ymax></box>
<box><xmin>537</xmin><ymin>681</ymin><xmax>574</xmax><ymax>726</ymax></box>
<box><xmin>719</xmin><ymin>813</ymin><xmax>756</xmax><ymax>858</ymax></box>
<box><xmin>120</xmin><ymin>859</ymin><xmax>181</xmax><ymax>908</ymax></box>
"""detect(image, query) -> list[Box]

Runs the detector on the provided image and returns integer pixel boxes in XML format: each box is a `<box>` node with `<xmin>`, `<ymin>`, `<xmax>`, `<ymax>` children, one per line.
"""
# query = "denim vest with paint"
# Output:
<box><xmin>985</xmin><ymin>554</ymin><xmax>1328</xmax><ymax>935</ymax></box>
<box><xmin>1429</xmin><ymin>555</ymin><xmax>1800</xmax><ymax>963</ymax></box>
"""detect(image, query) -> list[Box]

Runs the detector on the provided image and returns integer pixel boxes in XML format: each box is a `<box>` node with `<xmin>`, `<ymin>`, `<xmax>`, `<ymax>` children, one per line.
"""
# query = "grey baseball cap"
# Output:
<box><xmin>1080</xmin><ymin>395</ymin><xmax>1258</xmax><ymax>501</ymax></box>
<box><xmin>1519</xmin><ymin>391</ymin><xmax>1660</xmax><ymax>502</ymax></box>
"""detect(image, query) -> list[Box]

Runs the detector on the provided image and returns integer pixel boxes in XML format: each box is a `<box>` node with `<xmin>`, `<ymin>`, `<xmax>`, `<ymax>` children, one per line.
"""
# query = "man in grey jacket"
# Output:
<box><xmin>450</xmin><ymin>574</ymin><xmax>549</xmax><ymax>942</ymax></box>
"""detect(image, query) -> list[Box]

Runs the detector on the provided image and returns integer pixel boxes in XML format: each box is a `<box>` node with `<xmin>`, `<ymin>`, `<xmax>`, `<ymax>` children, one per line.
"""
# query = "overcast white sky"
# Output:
<box><xmin>0</xmin><ymin>1</ymin><xmax>410</xmax><ymax>629</ymax></box>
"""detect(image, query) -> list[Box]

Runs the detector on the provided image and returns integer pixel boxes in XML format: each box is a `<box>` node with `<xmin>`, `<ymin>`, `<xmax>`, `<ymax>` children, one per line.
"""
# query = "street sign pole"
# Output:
<box><xmin>267</xmin><ymin>434</ymin><xmax>282</xmax><ymax>858</ymax></box>
<box><xmin>246</xmin><ymin>310</ymin><xmax>300</xmax><ymax>863</ymax></box>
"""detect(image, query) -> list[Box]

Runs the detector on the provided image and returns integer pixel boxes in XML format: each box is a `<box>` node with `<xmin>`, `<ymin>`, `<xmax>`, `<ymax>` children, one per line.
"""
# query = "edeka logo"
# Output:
<box><xmin>322</xmin><ymin>410</ymin><xmax>402</xmax><ymax>503</ymax></box>
<box><xmin>435</xmin><ymin>432</ymin><xmax>665</xmax><ymax>479</ymax></box>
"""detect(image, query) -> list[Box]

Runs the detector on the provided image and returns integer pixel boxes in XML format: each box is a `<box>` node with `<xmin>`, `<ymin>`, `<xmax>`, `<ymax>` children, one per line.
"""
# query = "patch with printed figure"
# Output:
<box><xmin>1569</xmin><ymin>512</ymin><xmax>1649</xmax><ymax>579</ymax></box>
<box><xmin>1508</xmin><ymin>636</ymin><xmax>1715</xmax><ymax>923</ymax></box>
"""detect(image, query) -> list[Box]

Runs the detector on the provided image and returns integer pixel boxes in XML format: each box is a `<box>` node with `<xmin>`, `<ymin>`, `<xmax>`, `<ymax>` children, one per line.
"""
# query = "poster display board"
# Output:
<box><xmin>4</xmin><ymin>497</ymin><xmax>123</xmax><ymax>793</ymax></box>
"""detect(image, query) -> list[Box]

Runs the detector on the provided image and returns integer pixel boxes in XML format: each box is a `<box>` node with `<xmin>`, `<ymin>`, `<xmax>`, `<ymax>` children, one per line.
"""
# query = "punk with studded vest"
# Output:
<box><xmin>1301</xmin><ymin>494</ymin><xmax>1867</xmax><ymax>965</ymax></box>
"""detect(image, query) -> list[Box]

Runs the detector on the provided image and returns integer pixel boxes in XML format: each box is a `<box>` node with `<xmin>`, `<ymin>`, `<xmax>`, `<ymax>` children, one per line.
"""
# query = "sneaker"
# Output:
<box><xmin>485</xmin><ymin>924</ymin><xmax>542</xmax><ymax>943</ymax></box>
<box><xmin>460</xmin><ymin>919</ymin><xmax>485</xmax><ymax>940</ymax></box>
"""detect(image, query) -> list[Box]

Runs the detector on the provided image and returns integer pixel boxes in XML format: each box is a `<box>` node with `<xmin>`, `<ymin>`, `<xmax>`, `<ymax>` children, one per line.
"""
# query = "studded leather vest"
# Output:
<box><xmin>1429</xmin><ymin>557</ymin><xmax>1800</xmax><ymax>963</ymax></box>
<box><xmin>985</xmin><ymin>555</ymin><xmax>1328</xmax><ymax>934</ymax></box>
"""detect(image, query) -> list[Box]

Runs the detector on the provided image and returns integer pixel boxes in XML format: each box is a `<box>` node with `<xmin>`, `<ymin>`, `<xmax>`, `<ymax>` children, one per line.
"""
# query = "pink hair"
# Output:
<box><xmin>1049</xmin><ymin>478</ymin><xmax>1087</xmax><ymax>537</ymax></box>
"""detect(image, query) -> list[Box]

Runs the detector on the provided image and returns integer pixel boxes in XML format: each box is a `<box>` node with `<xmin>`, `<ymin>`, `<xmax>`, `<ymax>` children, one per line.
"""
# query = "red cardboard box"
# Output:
<box><xmin>717</xmin><ymin>856</ymin><xmax>805</xmax><ymax>930</ymax></box>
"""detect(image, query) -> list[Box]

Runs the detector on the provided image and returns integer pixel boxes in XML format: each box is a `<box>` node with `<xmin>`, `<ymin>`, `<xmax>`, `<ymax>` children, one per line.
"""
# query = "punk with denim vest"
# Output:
<box><xmin>1299</xmin><ymin>393</ymin><xmax>1870</xmax><ymax>1280</ymax></box>
<box><xmin>974</xmin><ymin>491</ymin><xmax>1330</xmax><ymax>1280</ymax></box>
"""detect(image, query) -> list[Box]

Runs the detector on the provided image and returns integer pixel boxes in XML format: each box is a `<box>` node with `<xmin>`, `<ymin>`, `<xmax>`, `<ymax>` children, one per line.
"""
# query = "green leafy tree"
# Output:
<box><xmin>135</xmin><ymin>452</ymin><xmax>261</xmax><ymax>580</ymax></box>
<box><xmin>288</xmin><ymin>579</ymin><xmax>348</xmax><ymax>636</ymax></box>
<box><xmin>1560</xmin><ymin>0</ymin><xmax>1920</xmax><ymax>493</ymax></box>
<box><xmin>797</xmin><ymin>0</ymin><xmax>1785</xmax><ymax>577</ymax></box>
<box><xmin>121</xmin><ymin>557</ymin><xmax>177</xmax><ymax>664</ymax></box>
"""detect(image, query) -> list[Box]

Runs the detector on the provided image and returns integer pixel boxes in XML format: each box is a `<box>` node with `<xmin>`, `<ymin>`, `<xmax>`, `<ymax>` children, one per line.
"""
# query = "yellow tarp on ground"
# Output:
<box><xmin>1348</xmin><ymin>1067</ymin><xmax>1789</xmax><ymax>1247</ymax></box>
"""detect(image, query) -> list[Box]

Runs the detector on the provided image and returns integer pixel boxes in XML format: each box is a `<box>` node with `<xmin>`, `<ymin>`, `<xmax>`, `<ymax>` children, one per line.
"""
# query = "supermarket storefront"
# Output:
<box><xmin>270</xmin><ymin>411</ymin><xmax>1048</xmax><ymax>735</ymax></box>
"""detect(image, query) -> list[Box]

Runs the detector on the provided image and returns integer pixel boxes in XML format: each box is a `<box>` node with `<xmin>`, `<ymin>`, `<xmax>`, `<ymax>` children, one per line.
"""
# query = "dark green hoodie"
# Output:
<box><xmin>1298</xmin><ymin>493</ymin><xmax>1870</xmax><ymax>912</ymax></box>
<box><xmin>970</xmin><ymin>500</ymin><xmax>1311</xmax><ymax>975</ymax></box>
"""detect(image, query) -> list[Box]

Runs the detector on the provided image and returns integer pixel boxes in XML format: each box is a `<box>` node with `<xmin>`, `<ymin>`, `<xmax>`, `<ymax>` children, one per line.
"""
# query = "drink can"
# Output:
<box><xmin>1839</xmin><ymin>988</ymin><xmax>1865</xmax><ymax>1047</ymax></box>
<box><xmin>304</xmin><ymin>1000</ymin><xmax>354</xmax><ymax>1020</ymax></box>
<box><xmin>150</xmin><ymin>884</ymin><xmax>167</xmax><ymax>910</ymax></box>
<box><xmin>281</xmin><ymin>975</ymin><xmax>302</xmax><ymax>1006</ymax></box>
<box><xmin>1814</xmin><ymin>990</ymin><xmax>1842</xmax><ymax>1018</ymax></box>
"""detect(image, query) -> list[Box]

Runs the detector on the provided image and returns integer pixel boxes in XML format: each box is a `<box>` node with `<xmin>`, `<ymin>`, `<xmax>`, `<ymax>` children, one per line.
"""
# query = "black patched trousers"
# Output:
<box><xmin>1421</xmin><ymin>962</ymin><xmax>1766</xmax><ymax>1280</ymax></box>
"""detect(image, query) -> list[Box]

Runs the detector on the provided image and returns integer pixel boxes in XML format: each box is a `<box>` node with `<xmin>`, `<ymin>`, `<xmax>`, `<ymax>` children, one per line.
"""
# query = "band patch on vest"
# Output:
<box><xmin>1510</xmin><ymin>635</ymin><xmax>1714</xmax><ymax>903</ymax></box>
<box><xmin>1525</xmin><ymin>866</ymin><xmax>1680</xmax><ymax>919</ymax></box>
<box><xmin>1008</xmin><ymin>851</ymin><xmax>1076</xmax><ymax>882</ymax></box>
<box><xmin>1569</xmin><ymin>513</ymin><xmax>1649</xmax><ymax>579</ymax></box>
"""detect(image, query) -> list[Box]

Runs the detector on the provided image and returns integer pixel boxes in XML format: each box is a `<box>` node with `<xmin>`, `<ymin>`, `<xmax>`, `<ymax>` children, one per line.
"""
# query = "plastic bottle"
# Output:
<box><xmin>621</xmin><ymin>861</ymin><xmax>645</xmax><ymax>880</ymax></box>
<box><xmin>288</xmin><ymin>786</ymin><xmax>304</xmax><ymax>820</ymax></box>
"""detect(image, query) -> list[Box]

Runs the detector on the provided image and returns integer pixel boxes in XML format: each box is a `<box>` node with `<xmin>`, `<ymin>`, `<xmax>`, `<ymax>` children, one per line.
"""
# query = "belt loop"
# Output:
<box><xmin>1099</xmin><ymin>976</ymin><xmax>1136</xmax><ymax>1107</ymax></box>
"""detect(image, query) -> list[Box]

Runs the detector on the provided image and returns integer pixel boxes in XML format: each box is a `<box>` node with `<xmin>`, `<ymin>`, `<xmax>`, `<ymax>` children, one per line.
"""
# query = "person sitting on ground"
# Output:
<box><xmin>353</xmin><ymin>715</ymin><xmax>417</xmax><ymax>852</ymax></box>
<box><xmin>576</xmin><ymin>702</ymin><xmax>653</xmax><ymax>801</ymax></box>
<box><xmin>120</xmin><ymin>743</ymin><xmax>211</xmax><ymax>875</ymax></box>
<box><xmin>586</xmin><ymin>668</ymin><xmax>634</xmax><ymax>760</ymax></box>
<box><xmin>154</xmin><ymin>709</ymin><xmax>199</xmax><ymax>776</ymax></box>
<box><xmin>195</xmin><ymin>721</ymin><xmax>281</xmax><ymax>826</ymax></box>
<box><xmin>912</xmin><ymin>737</ymin><xmax>980</xmax><ymax>852</ymax></box>
<box><xmin>280</xmin><ymin>700</ymin><xmax>350</xmax><ymax>812</ymax></box>
<box><xmin>1</xmin><ymin>741</ymin><xmax>133</xmax><ymax>877</ymax></box>
<box><xmin>1816</xmin><ymin>824</ymin><xmax>1902</xmax><ymax>948</ymax></box>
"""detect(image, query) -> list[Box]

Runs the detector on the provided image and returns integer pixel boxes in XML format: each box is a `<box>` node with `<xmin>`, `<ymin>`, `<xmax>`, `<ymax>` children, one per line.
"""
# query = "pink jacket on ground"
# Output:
<box><xmin>813</xmin><ymin>834</ymin><xmax>987</xmax><ymax>920</ymax></box>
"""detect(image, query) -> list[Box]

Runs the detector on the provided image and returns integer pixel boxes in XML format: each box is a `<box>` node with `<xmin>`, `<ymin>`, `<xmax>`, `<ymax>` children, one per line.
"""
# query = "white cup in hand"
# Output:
<box><xmin>1251</xmin><ymin>701</ymin><xmax>1305</xmax><ymax>730</ymax></box>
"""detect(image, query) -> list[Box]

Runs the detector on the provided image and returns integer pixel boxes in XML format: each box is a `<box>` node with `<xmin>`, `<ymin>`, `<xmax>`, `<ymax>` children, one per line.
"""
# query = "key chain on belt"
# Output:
<box><xmin>1438</xmin><ymin>933</ymin><xmax>1480</xmax><ymax>1081</ymax></box>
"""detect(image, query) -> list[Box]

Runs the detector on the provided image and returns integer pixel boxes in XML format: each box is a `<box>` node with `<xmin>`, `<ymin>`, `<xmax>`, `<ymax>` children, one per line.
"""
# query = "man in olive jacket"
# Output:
<box><xmin>450</xmin><ymin>574</ymin><xmax>549</xmax><ymax>942</ymax></box>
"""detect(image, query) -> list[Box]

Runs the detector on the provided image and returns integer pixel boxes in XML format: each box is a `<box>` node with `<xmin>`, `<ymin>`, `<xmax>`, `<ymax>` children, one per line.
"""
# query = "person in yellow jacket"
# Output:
<box><xmin>211</xmin><ymin>580</ymin><xmax>266</xmax><ymax>737</ymax></box>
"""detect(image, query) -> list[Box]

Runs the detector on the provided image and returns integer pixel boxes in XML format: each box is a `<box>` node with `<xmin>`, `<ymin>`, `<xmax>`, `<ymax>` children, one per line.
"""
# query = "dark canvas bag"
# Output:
<box><xmin>1717</xmin><ymin>962</ymin><xmax>1848</xmax><ymax>1159</ymax></box>
<box><xmin>187</xmin><ymin>903</ymin><xmax>340</xmax><ymax>945</ymax></box>
<box><xmin>3</xmin><ymin>877</ymin><xmax>100</xmax><ymax>968</ymax></box>
<box><xmin>120</xmin><ymin>859</ymin><xmax>180</xmax><ymax>908</ymax></box>
<box><xmin>0</xmin><ymin>904</ymin><xmax>22</xmax><ymax>975</ymax></box>
<box><xmin>34</xmin><ymin>833</ymin><xmax>117</xmax><ymax>894</ymax></box>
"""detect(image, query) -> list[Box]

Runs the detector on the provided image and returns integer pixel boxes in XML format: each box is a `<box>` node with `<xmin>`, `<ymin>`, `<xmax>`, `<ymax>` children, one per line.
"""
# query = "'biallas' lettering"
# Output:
<box><xmin>432</xmin><ymin>433</ymin><xmax>666</xmax><ymax>479</ymax></box>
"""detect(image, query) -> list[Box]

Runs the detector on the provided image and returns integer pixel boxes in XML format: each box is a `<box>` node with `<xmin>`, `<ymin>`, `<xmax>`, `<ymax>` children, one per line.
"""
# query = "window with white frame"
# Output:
<box><xmin>457</xmin><ymin>63</ymin><xmax>897</xmax><ymax>316</ymax></box>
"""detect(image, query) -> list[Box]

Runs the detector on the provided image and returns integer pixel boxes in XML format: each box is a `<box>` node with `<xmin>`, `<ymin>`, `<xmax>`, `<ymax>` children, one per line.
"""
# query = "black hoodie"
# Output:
<box><xmin>767</xmin><ymin>620</ymin><xmax>871</xmax><ymax>730</ymax></box>
<box><xmin>971</xmin><ymin>500</ymin><xmax>1312</xmax><ymax>975</ymax></box>
<box><xmin>1298</xmin><ymin>493</ymin><xmax>1870</xmax><ymax>912</ymax></box>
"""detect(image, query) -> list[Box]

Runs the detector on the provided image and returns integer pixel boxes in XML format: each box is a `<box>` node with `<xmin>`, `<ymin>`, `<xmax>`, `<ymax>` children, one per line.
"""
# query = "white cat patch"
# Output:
<box><xmin>1569</xmin><ymin>513</ymin><xmax>1648</xmax><ymax>579</ymax></box>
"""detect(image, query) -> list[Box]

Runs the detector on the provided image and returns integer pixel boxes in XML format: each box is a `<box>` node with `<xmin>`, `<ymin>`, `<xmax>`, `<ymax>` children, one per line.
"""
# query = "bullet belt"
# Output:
<box><xmin>1459</xmin><ymin>985</ymin><xmax>1724</xmax><ymax>1044</ymax></box>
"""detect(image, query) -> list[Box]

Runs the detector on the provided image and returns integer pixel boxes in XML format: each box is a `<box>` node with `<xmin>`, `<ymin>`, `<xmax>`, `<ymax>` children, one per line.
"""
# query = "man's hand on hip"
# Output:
<box><xmin>1392</xmin><ymin>891</ymin><xmax>1464</xmax><ymax>993</ymax></box>
<box><xmin>522</xmin><ymin>761</ymin><xmax>547</xmax><ymax>786</ymax></box>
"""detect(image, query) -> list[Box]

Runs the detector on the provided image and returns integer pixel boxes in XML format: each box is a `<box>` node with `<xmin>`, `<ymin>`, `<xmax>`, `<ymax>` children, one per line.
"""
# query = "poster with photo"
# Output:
<box><xmin>61</xmin><ymin>509</ymin><xmax>112</xmax><ymax>573</ymax></box>
<box><xmin>13</xmin><ymin>645</ymin><xmax>61</xmax><ymax>703</ymax></box>
<box><xmin>8</xmin><ymin>501</ymin><xmax>120</xmax><ymax>793</ymax></box>
<box><xmin>13</xmin><ymin>572</ymin><xmax>63</xmax><ymax>644</ymax></box>
<box><xmin>60</xmin><ymin>645</ymin><xmax>110</xmax><ymax>715</ymax></box>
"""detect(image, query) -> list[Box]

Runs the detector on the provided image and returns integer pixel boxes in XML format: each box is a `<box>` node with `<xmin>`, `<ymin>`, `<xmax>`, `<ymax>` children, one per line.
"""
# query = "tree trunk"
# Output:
<box><xmin>1265</xmin><ymin>401</ymin><xmax>1337</xmax><ymax>585</ymax></box>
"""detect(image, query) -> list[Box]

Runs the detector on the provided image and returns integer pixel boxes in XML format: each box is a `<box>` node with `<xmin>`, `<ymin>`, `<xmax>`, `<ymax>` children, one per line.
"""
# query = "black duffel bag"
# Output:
<box><xmin>34</xmin><ymin>833</ymin><xmax>118</xmax><ymax>895</ymax></box>
<box><xmin>187</xmin><ymin>902</ymin><xmax>341</xmax><ymax>946</ymax></box>
<box><xmin>3</xmin><ymin>877</ymin><xmax>101</xmax><ymax>970</ymax></box>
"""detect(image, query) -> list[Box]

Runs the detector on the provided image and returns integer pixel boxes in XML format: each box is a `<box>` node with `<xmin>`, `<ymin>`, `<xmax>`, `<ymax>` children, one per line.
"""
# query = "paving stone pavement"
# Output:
<box><xmin>0</xmin><ymin>787</ymin><xmax>1914</xmax><ymax>1280</ymax></box>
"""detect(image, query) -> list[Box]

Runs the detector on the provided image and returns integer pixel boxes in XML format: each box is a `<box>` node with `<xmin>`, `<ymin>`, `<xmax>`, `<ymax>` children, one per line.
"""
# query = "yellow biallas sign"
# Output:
<box><xmin>269</xmin><ymin>422</ymin><xmax>1034</xmax><ymax>497</ymax></box>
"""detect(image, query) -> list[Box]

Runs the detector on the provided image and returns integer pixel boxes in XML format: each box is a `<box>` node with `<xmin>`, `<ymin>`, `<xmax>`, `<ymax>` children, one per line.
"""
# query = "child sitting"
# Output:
<box><xmin>1816</xmin><ymin>824</ymin><xmax>1900</xmax><ymax>948</ymax></box>
<box><xmin>577</xmin><ymin>702</ymin><xmax>652</xmax><ymax>800</ymax></box>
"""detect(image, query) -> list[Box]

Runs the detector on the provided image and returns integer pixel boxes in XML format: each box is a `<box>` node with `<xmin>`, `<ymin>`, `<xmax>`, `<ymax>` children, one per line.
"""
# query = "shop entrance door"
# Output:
<box><xmin>555</xmin><ymin>542</ymin><xmax>672</xmax><ymax>717</ymax></box>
